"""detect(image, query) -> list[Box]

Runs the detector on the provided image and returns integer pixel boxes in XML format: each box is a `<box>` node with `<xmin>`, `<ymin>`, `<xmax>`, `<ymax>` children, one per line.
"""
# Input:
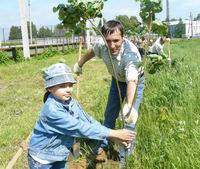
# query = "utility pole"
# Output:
<box><xmin>190</xmin><ymin>12</ymin><xmax>193</xmax><ymax>37</ymax></box>
<box><xmin>166</xmin><ymin>0</ymin><xmax>171</xmax><ymax>37</ymax></box>
<box><xmin>2</xmin><ymin>28</ymin><xmax>5</xmax><ymax>43</ymax></box>
<box><xmin>0</xmin><ymin>28</ymin><xmax>2</xmax><ymax>48</ymax></box>
<box><xmin>28</xmin><ymin>0</ymin><xmax>33</xmax><ymax>44</ymax></box>
<box><xmin>18</xmin><ymin>0</ymin><xmax>30</xmax><ymax>59</ymax></box>
<box><xmin>86</xmin><ymin>20</ymin><xmax>90</xmax><ymax>49</ymax></box>
<box><xmin>101</xmin><ymin>17</ymin><xmax>104</xmax><ymax>27</ymax></box>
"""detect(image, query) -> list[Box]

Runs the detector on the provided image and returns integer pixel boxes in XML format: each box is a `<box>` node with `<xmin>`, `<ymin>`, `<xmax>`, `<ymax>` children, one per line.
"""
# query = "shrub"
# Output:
<box><xmin>0</xmin><ymin>51</ymin><xmax>12</xmax><ymax>65</ymax></box>
<box><xmin>62</xmin><ymin>47</ymin><xmax>78</xmax><ymax>55</ymax></box>
<box><xmin>36</xmin><ymin>47</ymin><xmax>60</xmax><ymax>60</ymax></box>
<box><xmin>15</xmin><ymin>49</ymin><xmax>25</xmax><ymax>62</ymax></box>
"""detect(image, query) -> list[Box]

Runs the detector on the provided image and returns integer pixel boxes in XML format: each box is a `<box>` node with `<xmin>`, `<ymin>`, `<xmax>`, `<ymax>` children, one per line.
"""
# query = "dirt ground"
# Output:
<box><xmin>67</xmin><ymin>142</ymin><xmax>121</xmax><ymax>169</ymax></box>
<box><xmin>68</xmin><ymin>159</ymin><xmax>120</xmax><ymax>169</ymax></box>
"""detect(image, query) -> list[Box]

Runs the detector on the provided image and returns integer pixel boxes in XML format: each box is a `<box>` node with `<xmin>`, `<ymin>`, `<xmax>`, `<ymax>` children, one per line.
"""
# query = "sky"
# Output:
<box><xmin>0</xmin><ymin>0</ymin><xmax>200</xmax><ymax>40</ymax></box>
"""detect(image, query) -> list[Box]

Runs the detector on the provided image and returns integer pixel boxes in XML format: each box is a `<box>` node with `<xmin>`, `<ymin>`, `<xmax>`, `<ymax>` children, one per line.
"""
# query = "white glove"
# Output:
<box><xmin>73</xmin><ymin>63</ymin><xmax>82</xmax><ymax>75</ymax></box>
<box><xmin>167</xmin><ymin>57</ymin><xmax>171</xmax><ymax>61</ymax></box>
<box><xmin>122</xmin><ymin>103</ymin><xmax>138</xmax><ymax>124</ymax></box>
<box><xmin>166</xmin><ymin>38</ymin><xmax>171</xmax><ymax>42</ymax></box>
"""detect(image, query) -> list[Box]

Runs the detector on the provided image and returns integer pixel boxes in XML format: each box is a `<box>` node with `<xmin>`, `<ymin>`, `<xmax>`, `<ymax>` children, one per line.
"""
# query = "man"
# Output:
<box><xmin>148</xmin><ymin>36</ymin><xmax>171</xmax><ymax>73</ymax></box>
<box><xmin>148</xmin><ymin>36</ymin><xmax>170</xmax><ymax>57</ymax></box>
<box><xmin>73</xmin><ymin>20</ymin><xmax>145</xmax><ymax>163</ymax></box>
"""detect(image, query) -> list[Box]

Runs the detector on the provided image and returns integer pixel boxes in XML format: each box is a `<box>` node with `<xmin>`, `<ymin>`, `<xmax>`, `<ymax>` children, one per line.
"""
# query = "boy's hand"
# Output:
<box><xmin>110</xmin><ymin>139</ymin><xmax>129</xmax><ymax>149</ymax></box>
<box><xmin>121</xmin><ymin>141</ymin><xmax>132</xmax><ymax>150</ymax></box>
<box><xmin>109</xmin><ymin>129</ymin><xmax>136</xmax><ymax>142</ymax></box>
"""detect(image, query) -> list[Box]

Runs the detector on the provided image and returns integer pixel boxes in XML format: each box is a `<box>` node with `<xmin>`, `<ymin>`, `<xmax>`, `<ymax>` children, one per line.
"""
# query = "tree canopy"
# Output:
<box><xmin>115</xmin><ymin>15</ymin><xmax>140</xmax><ymax>36</ymax></box>
<box><xmin>53</xmin><ymin>0</ymin><xmax>107</xmax><ymax>35</ymax></box>
<box><xmin>9</xmin><ymin>22</ymin><xmax>37</xmax><ymax>40</ymax></box>
<box><xmin>174</xmin><ymin>18</ymin><xmax>185</xmax><ymax>38</ymax></box>
<box><xmin>27</xmin><ymin>21</ymin><xmax>37</xmax><ymax>38</ymax></box>
<box><xmin>194</xmin><ymin>13</ymin><xmax>200</xmax><ymax>21</ymax></box>
<box><xmin>135</xmin><ymin>0</ymin><xmax>162</xmax><ymax>31</ymax></box>
<box><xmin>152</xmin><ymin>20</ymin><xmax>168</xmax><ymax>36</ymax></box>
<box><xmin>38</xmin><ymin>26</ymin><xmax>53</xmax><ymax>38</ymax></box>
<box><xmin>133</xmin><ymin>0</ymin><xmax>168</xmax><ymax>37</ymax></box>
<box><xmin>9</xmin><ymin>26</ymin><xmax>21</xmax><ymax>40</ymax></box>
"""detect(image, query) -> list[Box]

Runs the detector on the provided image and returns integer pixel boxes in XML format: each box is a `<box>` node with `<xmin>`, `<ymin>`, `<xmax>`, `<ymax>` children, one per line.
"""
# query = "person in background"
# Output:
<box><xmin>28</xmin><ymin>63</ymin><xmax>135</xmax><ymax>169</ymax></box>
<box><xmin>148</xmin><ymin>36</ymin><xmax>170</xmax><ymax>57</ymax></box>
<box><xmin>73</xmin><ymin>20</ymin><xmax>145</xmax><ymax>163</ymax></box>
<box><xmin>137</xmin><ymin>36</ymin><xmax>147</xmax><ymax>58</ymax></box>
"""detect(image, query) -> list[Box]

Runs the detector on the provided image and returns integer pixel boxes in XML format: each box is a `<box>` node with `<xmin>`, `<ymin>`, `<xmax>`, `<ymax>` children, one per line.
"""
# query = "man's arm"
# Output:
<box><xmin>73</xmin><ymin>49</ymin><xmax>95</xmax><ymax>74</ymax></box>
<box><xmin>78</xmin><ymin>49</ymin><xmax>95</xmax><ymax>67</ymax></box>
<box><xmin>122</xmin><ymin>80</ymin><xmax>138</xmax><ymax>124</ymax></box>
<box><xmin>124</xmin><ymin>60</ymin><xmax>139</xmax><ymax>106</ymax></box>
<box><xmin>122</xmin><ymin>59</ymin><xmax>139</xmax><ymax>123</ymax></box>
<box><xmin>126</xmin><ymin>80</ymin><xmax>138</xmax><ymax>106</ymax></box>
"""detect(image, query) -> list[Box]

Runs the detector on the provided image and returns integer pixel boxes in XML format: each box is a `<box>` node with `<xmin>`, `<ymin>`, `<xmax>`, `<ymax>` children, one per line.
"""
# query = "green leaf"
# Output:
<box><xmin>152</xmin><ymin>20</ymin><xmax>168</xmax><ymax>36</ymax></box>
<box><xmin>53</xmin><ymin>7</ymin><xmax>58</xmax><ymax>13</ymax></box>
<box><xmin>54</xmin><ymin>0</ymin><xmax>105</xmax><ymax>34</ymax></box>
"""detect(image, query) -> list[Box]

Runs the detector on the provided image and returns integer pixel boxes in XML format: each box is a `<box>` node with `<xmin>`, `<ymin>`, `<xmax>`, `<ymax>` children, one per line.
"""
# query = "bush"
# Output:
<box><xmin>15</xmin><ymin>49</ymin><xmax>25</xmax><ymax>62</ymax></box>
<box><xmin>36</xmin><ymin>47</ymin><xmax>60</xmax><ymax>60</ymax></box>
<box><xmin>146</xmin><ymin>54</ymin><xmax>169</xmax><ymax>74</ymax></box>
<box><xmin>0</xmin><ymin>51</ymin><xmax>12</xmax><ymax>65</ymax></box>
<box><xmin>62</xmin><ymin>47</ymin><xmax>78</xmax><ymax>55</ymax></box>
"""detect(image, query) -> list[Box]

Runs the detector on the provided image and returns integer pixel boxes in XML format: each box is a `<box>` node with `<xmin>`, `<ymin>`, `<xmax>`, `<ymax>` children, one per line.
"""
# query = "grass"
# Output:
<box><xmin>133</xmin><ymin>39</ymin><xmax>200</xmax><ymax>168</ymax></box>
<box><xmin>0</xmin><ymin>39</ymin><xmax>200</xmax><ymax>169</ymax></box>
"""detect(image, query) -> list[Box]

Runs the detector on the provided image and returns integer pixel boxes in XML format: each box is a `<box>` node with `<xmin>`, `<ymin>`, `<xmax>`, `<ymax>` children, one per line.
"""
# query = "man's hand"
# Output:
<box><xmin>122</xmin><ymin>103</ymin><xmax>138</xmax><ymax>124</ymax></box>
<box><xmin>166</xmin><ymin>38</ymin><xmax>171</xmax><ymax>42</ymax></box>
<box><xmin>73</xmin><ymin>63</ymin><xmax>82</xmax><ymax>75</ymax></box>
<box><xmin>122</xmin><ymin>103</ymin><xmax>131</xmax><ymax>117</ymax></box>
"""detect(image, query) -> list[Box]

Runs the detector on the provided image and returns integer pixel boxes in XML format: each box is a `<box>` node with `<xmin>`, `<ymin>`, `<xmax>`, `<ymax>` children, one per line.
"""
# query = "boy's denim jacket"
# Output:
<box><xmin>28</xmin><ymin>94</ymin><xmax>110</xmax><ymax>161</ymax></box>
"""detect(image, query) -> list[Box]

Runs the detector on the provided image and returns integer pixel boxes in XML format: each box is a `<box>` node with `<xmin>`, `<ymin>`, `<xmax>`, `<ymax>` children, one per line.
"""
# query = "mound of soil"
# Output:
<box><xmin>68</xmin><ymin>159</ymin><xmax>119</xmax><ymax>169</ymax></box>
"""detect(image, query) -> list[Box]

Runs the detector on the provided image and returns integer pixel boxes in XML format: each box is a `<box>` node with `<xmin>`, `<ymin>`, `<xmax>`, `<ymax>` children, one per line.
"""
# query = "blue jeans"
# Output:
<box><xmin>97</xmin><ymin>75</ymin><xmax>145</xmax><ymax>157</ymax></box>
<box><xmin>119</xmin><ymin>124</ymin><xmax>136</xmax><ymax>162</ymax></box>
<box><xmin>28</xmin><ymin>154</ymin><xmax>67</xmax><ymax>169</ymax></box>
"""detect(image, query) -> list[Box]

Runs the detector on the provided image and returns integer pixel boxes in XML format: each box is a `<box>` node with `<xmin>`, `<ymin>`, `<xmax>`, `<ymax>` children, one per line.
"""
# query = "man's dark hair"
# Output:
<box><xmin>101</xmin><ymin>20</ymin><xmax>124</xmax><ymax>37</ymax></box>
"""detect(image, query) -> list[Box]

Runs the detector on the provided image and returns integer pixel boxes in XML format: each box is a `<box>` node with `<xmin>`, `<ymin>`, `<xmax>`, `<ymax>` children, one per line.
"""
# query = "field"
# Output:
<box><xmin>0</xmin><ymin>39</ymin><xmax>200</xmax><ymax>169</ymax></box>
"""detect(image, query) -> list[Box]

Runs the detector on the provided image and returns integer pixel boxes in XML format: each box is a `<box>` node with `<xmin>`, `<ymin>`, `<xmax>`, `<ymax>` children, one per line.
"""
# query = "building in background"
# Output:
<box><xmin>169</xmin><ymin>20</ymin><xmax>200</xmax><ymax>38</ymax></box>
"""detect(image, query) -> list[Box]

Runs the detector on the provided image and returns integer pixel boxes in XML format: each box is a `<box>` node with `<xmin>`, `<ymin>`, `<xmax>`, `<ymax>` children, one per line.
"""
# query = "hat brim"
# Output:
<box><xmin>45</xmin><ymin>74</ymin><xmax>76</xmax><ymax>88</ymax></box>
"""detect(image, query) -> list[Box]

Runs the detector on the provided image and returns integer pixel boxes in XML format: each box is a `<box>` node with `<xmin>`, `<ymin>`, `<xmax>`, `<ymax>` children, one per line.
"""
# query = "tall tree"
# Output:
<box><xmin>115</xmin><ymin>15</ymin><xmax>140</xmax><ymax>36</ymax></box>
<box><xmin>9</xmin><ymin>26</ymin><xmax>22</xmax><ymax>40</ymax></box>
<box><xmin>135</xmin><ymin>0</ymin><xmax>162</xmax><ymax>32</ymax></box>
<box><xmin>53</xmin><ymin>25</ymin><xmax>66</xmax><ymax>37</ymax></box>
<box><xmin>27</xmin><ymin>21</ymin><xmax>37</xmax><ymax>38</ymax></box>
<box><xmin>170</xmin><ymin>18</ymin><xmax>178</xmax><ymax>21</ymax></box>
<box><xmin>152</xmin><ymin>20</ymin><xmax>168</xmax><ymax>36</ymax></box>
<box><xmin>174</xmin><ymin>18</ymin><xmax>185</xmax><ymax>38</ymax></box>
<box><xmin>38</xmin><ymin>26</ymin><xmax>53</xmax><ymax>38</ymax></box>
<box><xmin>194</xmin><ymin>13</ymin><xmax>200</xmax><ymax>21</ymax></box>
<box><xmin>134</xmin><ymin>0</ymin><xmax>168</xmax><ymax>36</ymax></box>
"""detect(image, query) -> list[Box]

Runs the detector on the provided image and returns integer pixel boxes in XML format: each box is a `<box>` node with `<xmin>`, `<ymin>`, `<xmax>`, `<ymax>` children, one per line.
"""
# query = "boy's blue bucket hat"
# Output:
<box><xmin>42</xmin><ymin>63</ymin><xmax>76</xmax><ymax>88</ymax></box>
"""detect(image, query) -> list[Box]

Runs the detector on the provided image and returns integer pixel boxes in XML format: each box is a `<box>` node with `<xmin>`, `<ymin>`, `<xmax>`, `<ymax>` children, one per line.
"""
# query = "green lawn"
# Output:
<box><xmin>0</xmin><ymin>39</ymin><xmax>200</xmax><ymax>168</ymax></box>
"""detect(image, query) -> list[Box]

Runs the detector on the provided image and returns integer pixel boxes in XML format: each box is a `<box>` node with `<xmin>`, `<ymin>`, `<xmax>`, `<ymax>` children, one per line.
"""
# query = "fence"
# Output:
<box><xmin>0</xmin><ymin>25</ymin><xmax>67</xmax><ymax>42</ymax></box>
<box><xmin>0</xmin><ymin>27</ymin><xmax>10</xmax><ymax>43</ymax></box>
<box><xmin>0</xmin><ymin>40</ymin><xmax>82</xmax><ymax>59</ymax></box>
